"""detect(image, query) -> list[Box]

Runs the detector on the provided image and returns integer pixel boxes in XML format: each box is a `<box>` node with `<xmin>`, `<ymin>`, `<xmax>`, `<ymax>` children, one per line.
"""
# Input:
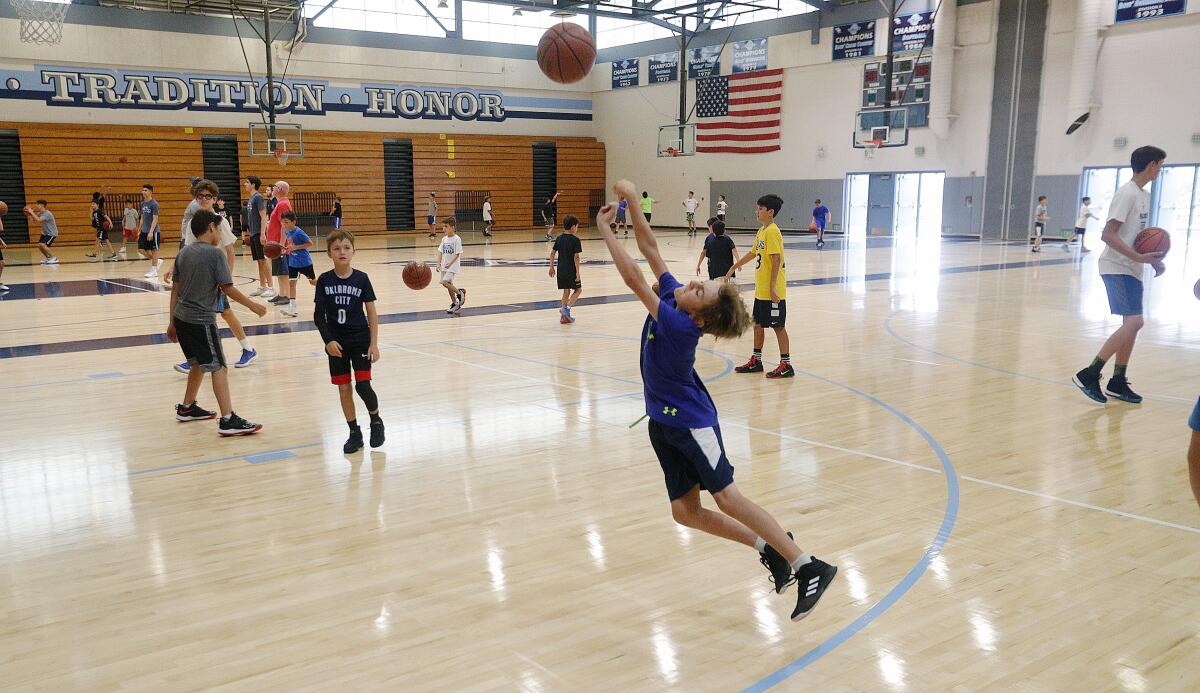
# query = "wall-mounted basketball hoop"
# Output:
<box><xmin>249</xmin><ymin>122</ymin><xmax>304</xmax><ymax>163</ymax></box>
<box><xmin>657</xmin><ymin>124</ymin><xmax>696</xmax><ymax>158</ymax></box>
<box><xmin>10</xmin><ymin>0</ymin><xmax>68</xmax><ymax>45</ymax></box>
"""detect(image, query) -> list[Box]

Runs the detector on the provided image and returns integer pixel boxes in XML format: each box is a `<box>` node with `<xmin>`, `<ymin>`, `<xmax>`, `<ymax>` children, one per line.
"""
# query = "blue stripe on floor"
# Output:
<box><xmin>0</xmin><ymin>257</ymin><xmax>1077</xmax><ymax>360</ymax></box>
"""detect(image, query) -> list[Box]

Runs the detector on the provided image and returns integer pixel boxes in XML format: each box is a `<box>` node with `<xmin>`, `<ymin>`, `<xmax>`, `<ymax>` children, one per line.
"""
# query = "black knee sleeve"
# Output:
<box><xmin>355</xmin><ymin>379</ymin><xmax>378</xmax><ymax>411</ymax></box>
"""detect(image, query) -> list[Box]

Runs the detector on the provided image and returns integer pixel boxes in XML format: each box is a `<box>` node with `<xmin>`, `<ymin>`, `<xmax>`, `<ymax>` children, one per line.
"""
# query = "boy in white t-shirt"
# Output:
<box><xmin>717</xmin><ymin>195</ymin><xmax>728</xmax><ymax>223</ymax></box>
<box><xmin>1063</xmin><ymin>196</ymin><xmax>1096</xmax><ymax>252</ymax></box>
<box><xmin>1072</xmin><ymin>146</ymin><xmax>1167</xmax><ymax>405</ymax></box>
<box><xmin>1032</xmin><ymin>196</ymin><xmax>1048</xmax><ymax>252</ymax></box>
<box><xmin>683</xmin><ymin>191</ymin><xmax>703</xmax><ymax>236</ymax></box>
<box><xmin>436</xmin><ymin>217</ymin><xmax>466</xmax><ymax>315</ymax></box>
<box><xmin>482</xmin><ymin>195</ymin><xmax>493</xmax><ymax>237</ymax></box>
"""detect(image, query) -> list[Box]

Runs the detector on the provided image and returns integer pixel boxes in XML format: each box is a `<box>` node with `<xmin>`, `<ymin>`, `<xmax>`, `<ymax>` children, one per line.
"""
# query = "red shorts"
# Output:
<box><xmin>123</xmin><ymin>227</ymin><xmax>137</xmax><ymax>239</ymax></box>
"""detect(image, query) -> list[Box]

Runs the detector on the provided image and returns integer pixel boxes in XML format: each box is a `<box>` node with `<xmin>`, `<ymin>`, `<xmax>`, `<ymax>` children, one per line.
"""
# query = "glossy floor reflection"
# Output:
<box><xmin>1</xmin><ymin>229</ymin><xmax>1198</xmax><ymax>690</ymax></box>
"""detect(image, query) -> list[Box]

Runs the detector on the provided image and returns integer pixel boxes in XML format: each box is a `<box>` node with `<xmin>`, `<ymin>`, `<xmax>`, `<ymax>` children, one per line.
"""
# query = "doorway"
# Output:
<box><xmin>845</xmin><ymin>171</ymin><xmax>945</xmax><ymax>239</ymax></box>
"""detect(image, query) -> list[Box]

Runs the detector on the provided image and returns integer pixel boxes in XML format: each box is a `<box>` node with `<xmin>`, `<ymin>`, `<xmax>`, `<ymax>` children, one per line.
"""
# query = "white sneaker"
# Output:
<box><xmin>0</xmin><ymin>284</ymin><xmax>10</xmax><ymax>291</ymax></box>
<box><xmin>155</xmin><ymin>259</ymin><xmax>164</xmax><ymax>270</ymax></box>
<box><xmin>119</xmin><ymin>247</ymin><xmax>128</xmax><ymax>254</ymax></box>
<box><xmin>40</xmin><ymin>258</ymin><xmax>50</xmax><ymax>265</ymax></box>
<box><xmin>145</xmin><ymin>269</ymin><xmax>158</xmax><ymax>278</ymax></box>
<box><xmin>250</xmin><ymin>286</ymin><xmax>266</xmax><ymax>297</ymax></box>
<box><xmin>47</xmin><ymin>257</ymin><xmax>59</xmax><ymax>264</ymax></box>
<box><xmin>261</xmin><ymin>289</ymin><xmax>277</xmax><ymax>299</ymax></box>
<box><xmin>281</xmin><ymin>306</ymin><xmax>298</xmax><ymax>317</ymax></box>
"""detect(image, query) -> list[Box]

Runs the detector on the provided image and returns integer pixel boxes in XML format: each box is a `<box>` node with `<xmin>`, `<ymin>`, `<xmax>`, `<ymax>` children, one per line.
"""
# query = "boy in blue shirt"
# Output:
<box><xmin>280</xmin><ymin>211</ymin><xmax>315</xmax><ymax>318</ymax></box>
<box><xmin>599</xmin><ymin>178</ymin><xmax>838</xmax><ymax>622</ymax></box>
<box><xmin>811</xmin><ymin>199</ymin><xmax>830</xmax><ymax>248</ymax></box>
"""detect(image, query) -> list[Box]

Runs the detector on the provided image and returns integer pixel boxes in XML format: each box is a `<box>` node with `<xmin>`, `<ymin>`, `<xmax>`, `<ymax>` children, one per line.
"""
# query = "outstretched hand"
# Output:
<box><xmin>612</xmin><ymin>180</ymin><xmax>636</xmax><ymax>202</ymax></box>
<box><xmin>596</xmin><ymin>202</ymin><xmax>617</xmax><ymax>229</ymax></box>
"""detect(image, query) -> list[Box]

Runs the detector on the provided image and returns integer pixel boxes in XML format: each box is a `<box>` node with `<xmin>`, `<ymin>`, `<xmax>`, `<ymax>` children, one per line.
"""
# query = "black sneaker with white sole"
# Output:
<box><xmin>369</xmin><ymin>419</ymin><xmax>386</xmax><ymax>448</ymax></box>
<box><xmin>1105</xmin><ymin>376</ymin><xmax>1143</xmax><ymax>404</ymax></box>
<box><xmin>218</xmin><ymin>413</ymin><xmax>262</xmax><ymax>436</ymax></box>
<box><xmin>1072</xmin><ymin>368</ymin><xmax>1107</xmax><ymax>404</ymax></box>
<box><xmin>759</xmin><ymin>531</ymin><xmax>796</xmax><ymax>594</ymax></box>
<box><xmin>175</xmin><ymin>402</ymin><xmax>216</xmax><ymax>421</ymax></box>
<box><xmin>791</xmin><ymin>558</ymin><xmax>837</xmax><ymax>621</ymax></box>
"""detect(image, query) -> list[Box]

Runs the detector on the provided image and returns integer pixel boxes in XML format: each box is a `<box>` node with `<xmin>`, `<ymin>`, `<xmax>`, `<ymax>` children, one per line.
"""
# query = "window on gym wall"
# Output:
<box><xmin>706</xmin><ymin>0</ymin><xmax>817</xmax><ymax>30</ymax></box>
<box><xmin>306</xmin><ymin>0</ymin><xmax>456</xmax><ymax>37</ymax></box>
<box><xmin>595</xmin><ymin>16</ymin><xmax>675</xmax><ymax>49</ymax></box>
<box><xmin>461</xmin><ymin>4</ymin><xmax>586</xmax><ymax>44</ymax></box>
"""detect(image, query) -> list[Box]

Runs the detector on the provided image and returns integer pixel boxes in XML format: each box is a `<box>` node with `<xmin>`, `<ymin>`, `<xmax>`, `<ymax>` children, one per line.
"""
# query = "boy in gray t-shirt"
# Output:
<box><xmin>168</xmin><ymin>209</ymin><xmax>268</xmax><ymax>435</ymax></box>
<box><xmin>25</xmin><ymin>200</ymin><xmax>58</xmax><ymax>265</ymax></box>
<box><xmin>426</xmin><ymin>192</ymin><xmax>438</xmax><ymax>239</ymax></box>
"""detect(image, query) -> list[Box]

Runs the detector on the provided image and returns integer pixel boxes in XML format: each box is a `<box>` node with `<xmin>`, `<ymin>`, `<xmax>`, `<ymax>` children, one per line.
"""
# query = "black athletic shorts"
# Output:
<box><xmin>138</xmin><ymin>232</ymin><xmax>159</xmax><ymax>251</ymax></box>
<box><xmin>174</xmin><ymin>318</ymin><xmax>226</xmax><ymax>373</ymax></box>
<box><xmin>95</xmin><ymin>226</ymin><xmax>109</xmax><ymax>241</ymax></box>
<box><xmin>556</xmin><ymin>272</ymin><xmax>581</xmax><ymax>291</ymax></box>
<box><xmin>38</xmin><ymin>234</ymin><xmax>57</xmax><ymax>247</ymax></box>
<box><xmin>752</xmin><ymin>298</ymin><xmax>786</xmax><ymax>328</ymax></box>
<box><xmin>288</xmin><ymin>264</ymin><xmax>316</xmax><ymax>280</ymax></box>
<box><xmin>249</xmin><ymin>234</ymin><xmax>266</xmax><ymax>261</ymax></box>
<box><xmin>649</xmin><ymin>419</ymin><xmax>735</xmax><ymax>501</ymax></box>
<box><xmin>645</xmin><ymin>213</ymin><xmax>653</xmax><ymax>223</ymax></box>
<box><xmin>328</xmin><ymin>341</ymin><xmax>372</xmax><ymax>385</ymax></box>
<box><xmin>271</xmin><ymin>256</ymin><xmax>288</xmax><ymax>276</ymax></box>
<box><xmin>1034</xmin><ymin>222</ymin><xmax>1045</xmax><ymax>237</ymax></box>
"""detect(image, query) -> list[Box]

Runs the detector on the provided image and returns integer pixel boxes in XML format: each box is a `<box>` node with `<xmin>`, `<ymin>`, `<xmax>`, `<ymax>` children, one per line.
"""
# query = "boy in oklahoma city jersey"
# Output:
<box><xmin>315</xmin><ymin>229</ymin><xmax>385</xmax><ymax>454</ymax></box>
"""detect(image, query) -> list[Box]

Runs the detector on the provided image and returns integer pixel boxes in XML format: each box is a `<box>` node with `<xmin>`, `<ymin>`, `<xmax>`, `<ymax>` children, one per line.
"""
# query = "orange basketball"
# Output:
<box><xmin>402</xmin><ymin>261</ymin><xmax>432</xmax><ymax>290</ymax></box>
<box><xmin>0</xmin><ymin>201</ymin><xmax>7</xmax><ymax>216</ymax></box>
<box><xmin>808</xmin><ymin>222</ymin><xmax>818</xmax><ymax>232</ymax></box>
<box><xmin>537</xmin><ymin>24</ymin><xmax>596</xmax><ymax>84</ymax></box>
<box><xmin>263</xmin><ymin>241</ymin><xmax>283</xmax><ymax>259</ymax></box>
<box><xmin>1133</xmin><ymin>227</ymin><xmax>1169</xmax><ymax>256</ymax></box>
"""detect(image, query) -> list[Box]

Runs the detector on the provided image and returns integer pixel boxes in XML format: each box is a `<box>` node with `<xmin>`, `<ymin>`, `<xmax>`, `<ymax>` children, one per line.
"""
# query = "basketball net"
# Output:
<box><xmin>864</xmin><ymin>139</ymin><xmax>883</xmax><ymax>159</ymax></box>
<box><xmin>275</xmin><ymin>149</ymin><xmax>289</xmax><ymax>167</ymax></box>
<box><xmin>11</xmin><ymin>0</ymin><xmax>68</xmax><ymax>45</ymax></box>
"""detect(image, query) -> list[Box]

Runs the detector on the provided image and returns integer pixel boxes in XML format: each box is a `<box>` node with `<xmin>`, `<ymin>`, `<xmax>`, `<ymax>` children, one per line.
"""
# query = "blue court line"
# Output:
<box><xmin>0</xmin><ymin>255</ymin><xmax>1080</xmax><ymax>360</ymax></box>
<box><xmin>128</xmin><ymin>442</ymin><xmax>323</xmax><ymax>477</ymax></box>
<box><xmin>433</xmin><ymin>336</ymin><xmax>959</xmax><ymax>687</ymax></box>
<box><xmin>883</xmin><ymin>311</ymin><xmax>1192</xmax><ymax>406</ymax></box>
<box><xmin>736</xmin><ymin>363</ymin><xmax>960</xmax><ymax>692</ymax></box>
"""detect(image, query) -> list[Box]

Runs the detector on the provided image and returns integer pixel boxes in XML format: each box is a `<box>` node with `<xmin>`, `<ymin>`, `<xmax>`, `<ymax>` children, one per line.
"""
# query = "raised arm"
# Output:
<box><xmin>597</xmin><ymin>202</ymin><xmax>659</xmax><ymax>320</ymax></box>
<box><xmin>614</xmin><ymin>179</ymin><xmax>667</xmax><ymax>278</ymax></box>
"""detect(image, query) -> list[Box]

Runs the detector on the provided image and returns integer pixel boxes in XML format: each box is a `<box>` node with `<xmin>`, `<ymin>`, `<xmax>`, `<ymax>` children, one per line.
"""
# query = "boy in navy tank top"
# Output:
<box><xmin>600</xmin><ymin>179</ymin><xmax>838</xmax><ymax>622</ymax></box>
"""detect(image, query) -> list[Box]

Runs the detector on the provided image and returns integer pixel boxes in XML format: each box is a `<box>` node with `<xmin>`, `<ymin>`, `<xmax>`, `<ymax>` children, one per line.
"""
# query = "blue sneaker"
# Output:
<box><xmin>174</xmin><ymin>361</ymin><xmax>191</xmax><ymax>374</ymax></box>
<box><xmin>234</xmin><ymin>348</ymin><xmax>258</xmax><ymax>368</ymax></box>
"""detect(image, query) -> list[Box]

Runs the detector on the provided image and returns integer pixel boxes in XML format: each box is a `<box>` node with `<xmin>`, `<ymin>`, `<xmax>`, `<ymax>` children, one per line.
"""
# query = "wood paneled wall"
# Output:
<box><xmin>4</xmin><ymin>122</ymin><xmax>605</xmax><ymax>246</ymax></box>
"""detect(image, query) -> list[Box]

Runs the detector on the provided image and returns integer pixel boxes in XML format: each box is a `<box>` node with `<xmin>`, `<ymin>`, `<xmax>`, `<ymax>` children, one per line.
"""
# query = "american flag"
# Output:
<box><xmin>696</xmin><ymin>68</ymin><xmax>783</xmax><ymax>154</ymax></box>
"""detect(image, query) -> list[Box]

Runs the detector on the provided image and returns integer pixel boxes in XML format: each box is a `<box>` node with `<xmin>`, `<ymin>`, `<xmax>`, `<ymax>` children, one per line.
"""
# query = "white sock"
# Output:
<box><xmin>289</xmin><ymin>299</ymin><xmax>296</xmax><ymax>308</ymax></box>
<box><xmin>790</xmin><ymin>554</ymin><xmax>813</xmax><ymax>572</ymax></box>
<box><xmin>754</xmin><ymin>537</ymin><xmax>767</xmax><ymax>553</ymax></box>
<box><xmin>239</xmin><ymin>338</ymin><xmax>252</xmax><ymax>350</ymax></box>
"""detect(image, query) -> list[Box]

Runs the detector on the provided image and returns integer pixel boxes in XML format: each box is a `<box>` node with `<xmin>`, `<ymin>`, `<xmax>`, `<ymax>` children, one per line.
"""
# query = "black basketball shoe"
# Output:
<box><xmin>791</xmin><ymin>558</ymin><xmax>837</xmax><ymax>621</ymax></box>
<box><xmin>369</xmin><ymin>419</ymin><xmax>386</xmax><ymax>448</ymax></box>
<box><xmin>1072</xmin><ymin>368</ymin><xmax>1107</xmax><ymax>405</ymax></box>
<box><xmin>218</xmin><ymin>413</ymin><xmax>262</xmax><ymax>436</ymax></box>
<box><xmin>759</xmin><ymin>532</ymin><xmax>796</xmax><ymax>594</ymax></box>
<box><xmin>735</xmin><ymin>357</ymin><xmax>764</xmax><ymax>374</ymax></box>
<box><xmin>1105</xmin><ymin>376</ymin><xmax>1143</xmax><ymax>404</ymax></box>
<box><xmin>175</xmin><ymin>402</ymin><xmax>216</xmax><ymax>421</ymax></box>
<box><xmin>343</xmin><ymin>427</ymin><xmax>364</xmax><ymax>454</ymax></box>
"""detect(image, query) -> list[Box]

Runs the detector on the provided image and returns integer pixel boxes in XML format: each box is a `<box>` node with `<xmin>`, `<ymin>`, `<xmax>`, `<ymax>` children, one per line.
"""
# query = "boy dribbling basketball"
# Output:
<box><xmin>727</xmin><ymin>194</ymin><xmax>794</xmax><ymax>379</ymax></box>
<box><xmin>1072</xmin><ymin>146</ymin><xmax>1167</xmax><ymax>405</ymax></box>
<box><xmin>314</xmin><ymin>229</ymin><xmax>384</xmax><ymax>454</ymax></box>
<box><xmin>436</xmin><ymin>217</ymin><xmax>466</xmax><ymax>314</ymax></box>
<box><xmin>600</xmin><ymin>179</ymin><xmax>837</xmax><ymax>622</ymax></box>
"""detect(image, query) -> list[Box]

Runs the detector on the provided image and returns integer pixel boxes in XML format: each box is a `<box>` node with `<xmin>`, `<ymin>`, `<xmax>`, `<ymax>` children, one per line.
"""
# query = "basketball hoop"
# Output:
<box><xmin>274</xmin><ymin>149</ymin><xmax>289</xmax><ymax>167</ymax></box>
<box><xmin>10</xmin><ymin>0</ymin><xmax>69</xmax><ymax>45</ymax></box>
<box><xmin>664</xmin><ymin>146</ymin><xmax>679</xmax><ymax>157</ymax></box>
<box><xmin>864</xmin><ymin>139</ymin><xmax>883</xmax><ymax>159</ymax></box>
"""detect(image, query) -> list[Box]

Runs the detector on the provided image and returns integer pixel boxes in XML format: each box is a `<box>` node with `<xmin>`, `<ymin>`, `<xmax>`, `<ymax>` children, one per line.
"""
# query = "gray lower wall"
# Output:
<box><xmin>942</xmin><ymin>176</ymin><xmax>986</xmax><ymax>236</ymax></box>
<box><xmin>1032</xmin><ymin>174</ymin><xmax>1083</xmax><ymax>237</ymax></box>
<box><xmin>709</xmin><ymin>179</ymin><xmax>843</xmax><ymax>231</ymax></box>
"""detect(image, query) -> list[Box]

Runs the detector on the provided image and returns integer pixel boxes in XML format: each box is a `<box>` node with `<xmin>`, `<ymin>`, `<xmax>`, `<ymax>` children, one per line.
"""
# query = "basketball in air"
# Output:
<box><xmin>537</xmin><ymin>24</ymin><xmax>596</xmax><ymax>84</ymax></box>
<box><xmin>1133</xmin><ymin>227</ymin><xmax>1169</xmax><ymax>256</ymax></box>
<box><xmin>403</xmin><ymin>261</ymin><xmax>432</xmax><ymax>290</ymax></box>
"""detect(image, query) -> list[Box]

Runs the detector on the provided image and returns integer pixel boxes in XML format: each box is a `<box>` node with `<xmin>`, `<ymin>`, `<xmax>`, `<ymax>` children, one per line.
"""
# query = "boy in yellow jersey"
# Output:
<box><xmin>727</xmin><ymin>193</ymin><xmax>793</xmax><ymax>378</ymax></box>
